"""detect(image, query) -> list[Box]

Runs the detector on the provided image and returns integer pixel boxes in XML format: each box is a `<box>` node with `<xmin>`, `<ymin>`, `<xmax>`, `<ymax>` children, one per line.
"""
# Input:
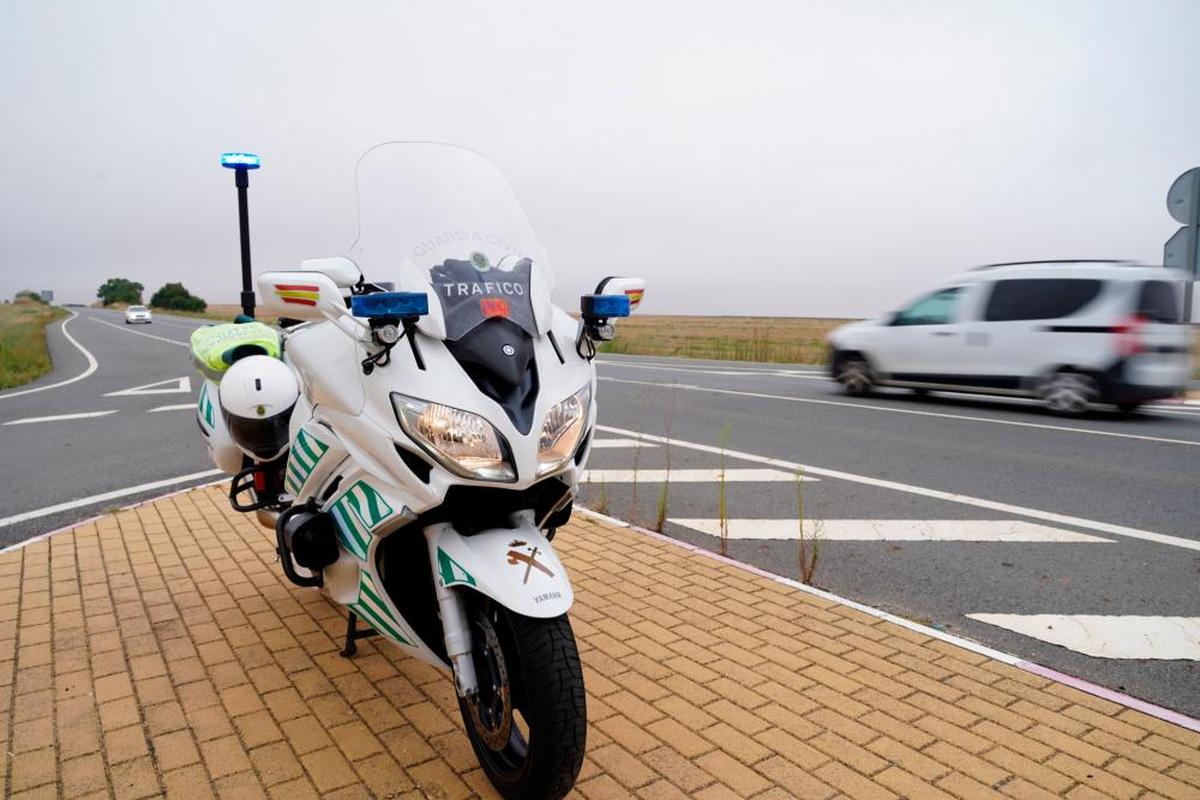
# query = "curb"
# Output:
<box><xmin>578</xmin><ymin>507</ymin><xmax>1200</xmax><ymax>736</ymax></box>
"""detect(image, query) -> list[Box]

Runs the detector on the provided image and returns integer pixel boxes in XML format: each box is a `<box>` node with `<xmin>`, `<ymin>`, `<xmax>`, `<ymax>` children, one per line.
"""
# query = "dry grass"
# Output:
<box><xmin>601</xmin><ymin>315</ymin><xmax>1200</xmax><ymax>377</ymax></box>
<box><xmin>94</xmin><ymin>302</ymin><xmax>277</xmax><ymax>326</ymax></box>
<box><xmin>598</xmin><ymin>315</ymin><xmax>850</xmax><ymax>365</ymax></box>
<box><xmin>0</xmin><ymin>300</ymin><xmax>69</xmax><ymax>389</ymax></box>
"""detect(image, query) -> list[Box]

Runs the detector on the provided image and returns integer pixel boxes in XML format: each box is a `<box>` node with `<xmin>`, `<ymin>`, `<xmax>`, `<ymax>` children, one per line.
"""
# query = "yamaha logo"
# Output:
<box><xmin>502</xmin><ymin>344</ymin><xmax>516</xmax><ymax>357</ymax></box>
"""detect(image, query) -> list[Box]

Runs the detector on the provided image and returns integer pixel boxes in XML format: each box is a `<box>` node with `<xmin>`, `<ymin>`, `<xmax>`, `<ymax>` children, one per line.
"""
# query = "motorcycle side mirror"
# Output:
<box><xmin>258</xmin><ymin>270</ymin><xmax>359</xmax><ymax>328</ymax></box>
<box><xmin>592</xmin><ymin>276</ymin><xmax>645</xmax><ymax>313</ymax></box>
<box><xmin>300</xmin><ymin>256</ymin><xmax>362</xmax><ymax>288</ymax></box>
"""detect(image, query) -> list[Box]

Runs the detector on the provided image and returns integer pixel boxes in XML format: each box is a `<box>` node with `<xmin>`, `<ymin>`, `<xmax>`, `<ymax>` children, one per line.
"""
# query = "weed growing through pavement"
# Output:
<box><xmin>654</xmin><ymin>389</ymin><xmax>678</xmax><ymax>533</ymax></box>
<box><xmin>717</xmin><ymin>422</ymin><xmax>732</xmax><ymax>556</ymax></box>
<box><xmin>594</xmin><ymin>474</ymin><xmax>609</xmax><ymax>516</ymax></box>
<box><xmin>795</xmin><ymin>466</ymin><xmax>822</xmax><ymax>585</ymax></box>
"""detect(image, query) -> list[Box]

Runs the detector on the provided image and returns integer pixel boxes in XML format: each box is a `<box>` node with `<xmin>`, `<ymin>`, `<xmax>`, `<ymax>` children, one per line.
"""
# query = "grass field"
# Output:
<box><xmin>0</xmin><ymin>300</ymin><xmax>70</xmax><ymax>390</ymax></box>
<box><xmin>599</xmin><ymin>315</ymin><xmax>1200</xmax><ymax>377</ymax></box>
<box><xmin>95</xmin><ymin>302</ymin><xmax>277</xmax><ymax>325</ymax></box>
<box><xmin>597</xmin><ymin>316</ymin><xmax>850</xmax><ymax>365</ymax></box>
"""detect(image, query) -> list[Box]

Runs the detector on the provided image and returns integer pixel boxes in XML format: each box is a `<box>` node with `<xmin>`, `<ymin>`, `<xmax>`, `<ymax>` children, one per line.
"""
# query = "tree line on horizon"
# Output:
<box><xmin>96</xmin><ymin>278</ymin><xmax>207</xmax><ymax>312</ymax></box>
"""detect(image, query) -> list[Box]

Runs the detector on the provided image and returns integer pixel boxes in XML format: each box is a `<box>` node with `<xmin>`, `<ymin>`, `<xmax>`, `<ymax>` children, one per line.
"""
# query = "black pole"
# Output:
<box><xmin>235</xmin><ymin>168</ymin><xmax>255</xmax><ymax>319</ymax></box>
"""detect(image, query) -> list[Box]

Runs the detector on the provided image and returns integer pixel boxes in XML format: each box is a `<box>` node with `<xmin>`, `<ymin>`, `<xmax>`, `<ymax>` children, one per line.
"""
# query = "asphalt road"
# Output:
<box><xmin>2</xmin><ymin>311</ymin><xmax>1199</xmax><ymax>717</ymax></box>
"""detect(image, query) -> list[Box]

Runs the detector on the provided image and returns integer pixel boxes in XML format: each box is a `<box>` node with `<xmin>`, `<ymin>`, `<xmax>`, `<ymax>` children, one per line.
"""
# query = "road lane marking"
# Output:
<box><xmin>3</xmin><ymin>410</ymin><xmax>118</xmax><ymax>426</ymax></box>
<box><xmin>589</xmin><ymin>438</ymin><xmax>659</xmax><ymax>449</ymax></box>
<box><xmin>90</xmin><ymin>317</ymin><xmax>189</xmax><ymax>347</ymax></box>
<box><xmin>0</xmin><ymin>469</ymin><xmax>225</xmax><ymax>529</ymax></box>
<box><xmin>148</xmin><ymin>403</ymin><xmax>197</xmax><ymax>413</ymax></box>
<box><xmin>597</xmin><ymin>424</ymin><xmax>1200</xmax><ymax>552</ymax></box>
<box><xmin>599</xmin><ymin>377</ymin><xmax>1200</xmax><ymax>448</ymax></box>
<box><xmin>105</xmin><ymin>376</ymin><xmax>192</xmax><ymax>396</ymax></box>
<box><xmin>967</xmin><ymin>614</ymin><xmax>1200</xmax><ymax>660</ymax></box>
<box><xmin>670</xmin><ymin>518</ymin><xmax>1113</xmax><ymax>542</ymax></box>
<box><xmin>581</xmin><ymin>468</ymin><xmax>814</xmax><ymax>483</ymax></box>
<box><xmin>598</xmin><ymin>360</ymin><xmax>826</xmax><ymax>378</ymax></box>
<box><xmin>0</xmin><ymin>311</ymin><xmax>99</xmax><ymax>399</ymax></box>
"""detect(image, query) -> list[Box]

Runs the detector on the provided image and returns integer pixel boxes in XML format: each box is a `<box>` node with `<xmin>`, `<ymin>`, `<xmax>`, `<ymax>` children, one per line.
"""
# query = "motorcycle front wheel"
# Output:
<box><xmin>457</xmin><ymin>597</ymin><xmax>586</xmax><ymax>800</ymax></box>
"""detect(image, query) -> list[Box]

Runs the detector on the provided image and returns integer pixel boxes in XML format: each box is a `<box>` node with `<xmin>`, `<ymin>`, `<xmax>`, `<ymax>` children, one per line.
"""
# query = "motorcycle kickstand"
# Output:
<box><xmin>340</xmin><ymin>611</ymin><xmax>378</xmax><ymax>658</ymax></box>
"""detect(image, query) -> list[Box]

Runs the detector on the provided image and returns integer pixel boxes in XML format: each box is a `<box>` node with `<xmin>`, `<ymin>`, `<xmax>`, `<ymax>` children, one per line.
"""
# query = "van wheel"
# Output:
<box><xmin>1040</xmin><ymin>371</ymin><xmax>1096</xmax><ymax>415</ymax></box>
<box><xmin>836</xmin><ymin>356</ymin><xmax>873</xmax><ymax>396</ymax></box>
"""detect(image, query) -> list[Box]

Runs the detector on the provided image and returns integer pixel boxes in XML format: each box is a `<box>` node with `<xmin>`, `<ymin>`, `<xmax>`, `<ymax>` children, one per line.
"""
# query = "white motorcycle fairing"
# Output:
<box><xmin>427</xmin><ymin>518</ymin><xmax>573</xmax><ymax>619</ymax></box>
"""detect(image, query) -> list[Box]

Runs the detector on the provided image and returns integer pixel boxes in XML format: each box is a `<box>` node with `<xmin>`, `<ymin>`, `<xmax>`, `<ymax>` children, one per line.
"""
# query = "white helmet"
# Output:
<box><xmin>218</xmin><ymin>355</ymin><xmax>300</xmax><ymax>461</ymax></box>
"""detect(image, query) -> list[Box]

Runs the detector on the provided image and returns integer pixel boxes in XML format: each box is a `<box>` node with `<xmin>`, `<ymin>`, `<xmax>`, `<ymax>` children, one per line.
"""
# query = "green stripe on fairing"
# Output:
<box><xmin>297</xmin><ymin>431</ymin><xmax>322</xmax><ymax>464</ymax></box>
<box><xmin>353</xmin><ymin>601</ymin><xmax>408</xmax><ymax>644</ymax></box>
<box><xmin>331</xmin><ymin>504</ymin><xmax>368</xmax><ymax>559</ymax></box>
<box><xmin>346</xmin><ymin>481</ymin><xmax>393</xmax><ymax>529</ymax></box>
<box><xmin>358</xmin><ymin>576</ymin><xmax>391</xmax><ymax>613</ymax></box>
<box><xmin>286</xmin><ymin>462</ymin><xmax>305</xmax><ymax>490</ymax></box>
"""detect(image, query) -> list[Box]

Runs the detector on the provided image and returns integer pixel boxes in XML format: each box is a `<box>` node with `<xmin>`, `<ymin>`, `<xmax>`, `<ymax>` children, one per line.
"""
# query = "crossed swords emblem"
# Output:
<box><xmin>506</xmin><ymin>545</ymin><xmax>554</xmax><ymax>584</ymax></box>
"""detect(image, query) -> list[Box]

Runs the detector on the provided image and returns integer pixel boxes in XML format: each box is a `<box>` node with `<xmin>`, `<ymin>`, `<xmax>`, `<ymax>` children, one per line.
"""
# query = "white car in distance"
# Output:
<box><xmin>827</xmin><ymin>261</ymin><xmax>1191</xmax><ymax>414</ymax></box>
<box><xmin>124</xmin><ymin>305</ymin><xmax>153</xmax><ymax>324</ymax></box>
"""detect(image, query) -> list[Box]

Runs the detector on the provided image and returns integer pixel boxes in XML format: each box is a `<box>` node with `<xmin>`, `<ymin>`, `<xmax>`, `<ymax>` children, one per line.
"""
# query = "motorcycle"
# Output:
<box><xmin>192</xmin><ymin>142</ymin><xmax>645</xmax><ymax>799</ymax></box>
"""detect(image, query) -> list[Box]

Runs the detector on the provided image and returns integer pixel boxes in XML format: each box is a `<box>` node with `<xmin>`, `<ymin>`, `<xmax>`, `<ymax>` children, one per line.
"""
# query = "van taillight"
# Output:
<box><xmin>1113</xmin><ymin>314</ymin><xmax>1146</xmax><ymax>356</ymax></box>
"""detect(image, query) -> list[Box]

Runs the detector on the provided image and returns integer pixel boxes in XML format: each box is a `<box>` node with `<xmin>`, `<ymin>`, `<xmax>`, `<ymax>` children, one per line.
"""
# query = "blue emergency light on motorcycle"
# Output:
<box><xmin>351</xmin><ymin>291</ymin><xmax>429</xmax><ymax>319</ymax></box>
<box><xmin>220</xmin><ymin>152</ymin><xmax>261</xmax><ymax>169</ymax></box>
<box><xmin>580</xmin><ymin>294</ymin><xmax>631</xmax><ymax>318</ymax></box>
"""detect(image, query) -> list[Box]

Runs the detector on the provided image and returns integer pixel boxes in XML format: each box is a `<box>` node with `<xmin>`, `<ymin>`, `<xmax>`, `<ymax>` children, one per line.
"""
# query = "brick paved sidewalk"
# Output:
<box><xmin>2</xmin><ymin>486</ymin><xmax>1199</xmax><ymax>799</ymax></box>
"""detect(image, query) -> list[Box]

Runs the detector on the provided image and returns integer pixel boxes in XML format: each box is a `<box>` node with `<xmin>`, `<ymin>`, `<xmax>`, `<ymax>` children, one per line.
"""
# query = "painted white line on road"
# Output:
<box><xmin>105</xmin><ymin>376</ymin><xmax>192</xmax><ymax>396</ymax></box>
<box><xmin>3</xmin><ymin>410</ymin><xmax>118</xmax><ymax>426</ymax></box>
<box><xmin>598</xmin><ymin>360</ymin><xmax>826</xmax><ymax>379</ymax></box>
<box><xmin>0</xmin><ymin>311</ymin><xmax>99</xmax><ymax>399</ymax></box>
<box><xmin>90</xmin><ymin>316</ymin><xmax>189</xmax><ymax>347</ymax></box>
<box><xmin>581</xmin><ymin>468</ymin><xmax>814</xmax><ymax>484</ymax></box>
<box><xmin>597</xmin><ymin>424</ymin><xmax>1200</xmax><ymax>552</ymax></box>
<box><xmin>967</xmin><ymin>614</ymin><xmax>1200</xmax><ymax>660</ymax></box>
<box><xmin>589</xmin><ymin>438</ymin><xmax>659</xmax><ymax>449</ymax></box>
<box><xmin>600</xmin><ymin>377</ymin><xmax>1200</xmax><ymax>448</ymax></box>
<box><xmin>0</xmin><ymin>469</ymin><xmax>225</xmax><ymax>529</ymax></box>
<box><xmin>148</xmin><ymin>403</ymin><xmax>197</xmax><ymax>413</ymax></box>
<box><xmin>670</xmin><ymin>518</ymin><xmax>1113</xmax><ymax>543</ymax></box>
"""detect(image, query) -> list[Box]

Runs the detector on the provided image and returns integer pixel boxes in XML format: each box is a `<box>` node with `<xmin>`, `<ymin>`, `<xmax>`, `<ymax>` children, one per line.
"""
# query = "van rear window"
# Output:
<box><xmin>1135</xmin><ymin>281</ymin><xmax>1181</xmax><ymax>323</ymax></box>
<box><xmin>983</xmin><ymin>279</ymin><xmax>1103</xmax><ymax>322</ymax></box>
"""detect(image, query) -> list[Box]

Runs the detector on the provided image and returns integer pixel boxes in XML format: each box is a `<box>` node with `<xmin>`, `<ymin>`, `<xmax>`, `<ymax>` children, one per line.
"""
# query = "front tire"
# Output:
<box><xmin>1040</xmin><ymin>371</ymin><xmax>1097</xmax><ymax>415</ymax></box>
<box><xmin>835</xmin><ymin>354</ymin><xmax>873</xmax><ymax>396</ymax></box>
<box><xmin>458</xmin><ymin>599</ymin><xmax>586</xmax><ymax>800</ymax></box>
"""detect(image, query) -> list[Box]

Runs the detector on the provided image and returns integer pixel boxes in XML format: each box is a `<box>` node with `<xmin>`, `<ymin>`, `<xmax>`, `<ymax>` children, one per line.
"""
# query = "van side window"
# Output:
<box><xmin>1136</xmin><ymin>281</ymin><xmax>1181</xmax><ymax>323</ymax></box>
<box><xmin>983</xmin><ymin>279</ymin><xmax>1102</xmax><ymax>322</ymax></box>
<box><xmin>893</xmin><ymin>287</ymin><xmax>961</xmax><ymax>326</ymax></box>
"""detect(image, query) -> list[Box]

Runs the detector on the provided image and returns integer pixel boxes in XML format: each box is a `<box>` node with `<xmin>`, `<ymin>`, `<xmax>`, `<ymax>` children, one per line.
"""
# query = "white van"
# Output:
<box><xmin>827</xmin><ymin>261</ymin><xmax>1192</xmax><ymax>414</ymax></box>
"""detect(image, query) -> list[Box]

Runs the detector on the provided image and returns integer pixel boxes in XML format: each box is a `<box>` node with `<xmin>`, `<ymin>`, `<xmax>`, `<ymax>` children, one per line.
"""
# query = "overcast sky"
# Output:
<box><xmin>2</xmin><ymin>1</ymin><xmax>1197</xmax><ymax>317</ymax></box>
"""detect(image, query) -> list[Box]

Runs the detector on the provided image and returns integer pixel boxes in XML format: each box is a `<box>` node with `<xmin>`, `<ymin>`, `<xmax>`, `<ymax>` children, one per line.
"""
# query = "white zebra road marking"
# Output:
<box><xmin>589</xmin><ymin>438</ymin><xmax>659</xmax><ymax>449</ymax></box>
<box><xmin>105</xmin><ymin>376</ymin><xmax>192</xmax><ymax>396</ymax></box>
<box><xmin>581</xmin><ymin>468</ymin><xmax>814</xmax><ymax>484</ymax></box>
<box><xmin>597</xmin><ymin>424</ymin><xmax>1200</xmax><ymax>553</ymax></box>
<box><xmin>3</xmin><ymin>410</ymin><xmax>118</xmax><ymax>426</ymax></box>
<box><xmin>669</xmin><ymin>518</ymin><xmax>1114</xmax><ymax>542</ymax></box>
<box><xmin>967</xmin><ymin>614</ymin><xmax>1200</xmax><ymax>660</ymax></box>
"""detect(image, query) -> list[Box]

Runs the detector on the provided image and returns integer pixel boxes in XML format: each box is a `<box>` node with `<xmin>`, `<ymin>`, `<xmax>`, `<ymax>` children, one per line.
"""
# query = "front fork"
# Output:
<box><xmin>424</xmin><ymin>523</ymin><xmax>479</xmax><ymax>698</ymax></box>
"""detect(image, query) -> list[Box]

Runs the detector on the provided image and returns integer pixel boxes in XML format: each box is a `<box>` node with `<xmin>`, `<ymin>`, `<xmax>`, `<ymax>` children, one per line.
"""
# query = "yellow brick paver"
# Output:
<box><xmin>1</xmin><ymin>486</ymin><xmax>1198</xmax><ymax>798</ymax></box>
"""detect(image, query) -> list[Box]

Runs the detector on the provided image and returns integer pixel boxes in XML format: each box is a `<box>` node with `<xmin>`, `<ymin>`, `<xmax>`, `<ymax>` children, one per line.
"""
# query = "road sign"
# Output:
<box><xmin>1163</xmin><ymin>226</ymin><xmax>1197</xmax><ymax>273</ymax></box>
<box><xmin>1167</xmin><ymin>168</ymin><xmax>1199</xmax><ymax>225</ymax></box>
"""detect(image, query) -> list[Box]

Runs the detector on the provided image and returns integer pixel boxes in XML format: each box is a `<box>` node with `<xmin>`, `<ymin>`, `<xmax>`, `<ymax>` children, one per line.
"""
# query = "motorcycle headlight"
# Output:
<box><xmin>537</xmin><ymin>383</ymin><xmax>591</xmax><ymax>476</ymax></box>
<box><xmin>391</xmin><ymin>394</ymin><xmax>516</xmax><ymax>482</ymax></box>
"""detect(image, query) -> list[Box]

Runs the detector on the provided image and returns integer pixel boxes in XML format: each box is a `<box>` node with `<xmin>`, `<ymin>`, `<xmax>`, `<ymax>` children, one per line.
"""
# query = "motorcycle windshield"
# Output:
<box><xmin>349</xmin><ymin>142</ymin><xmax>554</xmax><ymax>342</ymax></box>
